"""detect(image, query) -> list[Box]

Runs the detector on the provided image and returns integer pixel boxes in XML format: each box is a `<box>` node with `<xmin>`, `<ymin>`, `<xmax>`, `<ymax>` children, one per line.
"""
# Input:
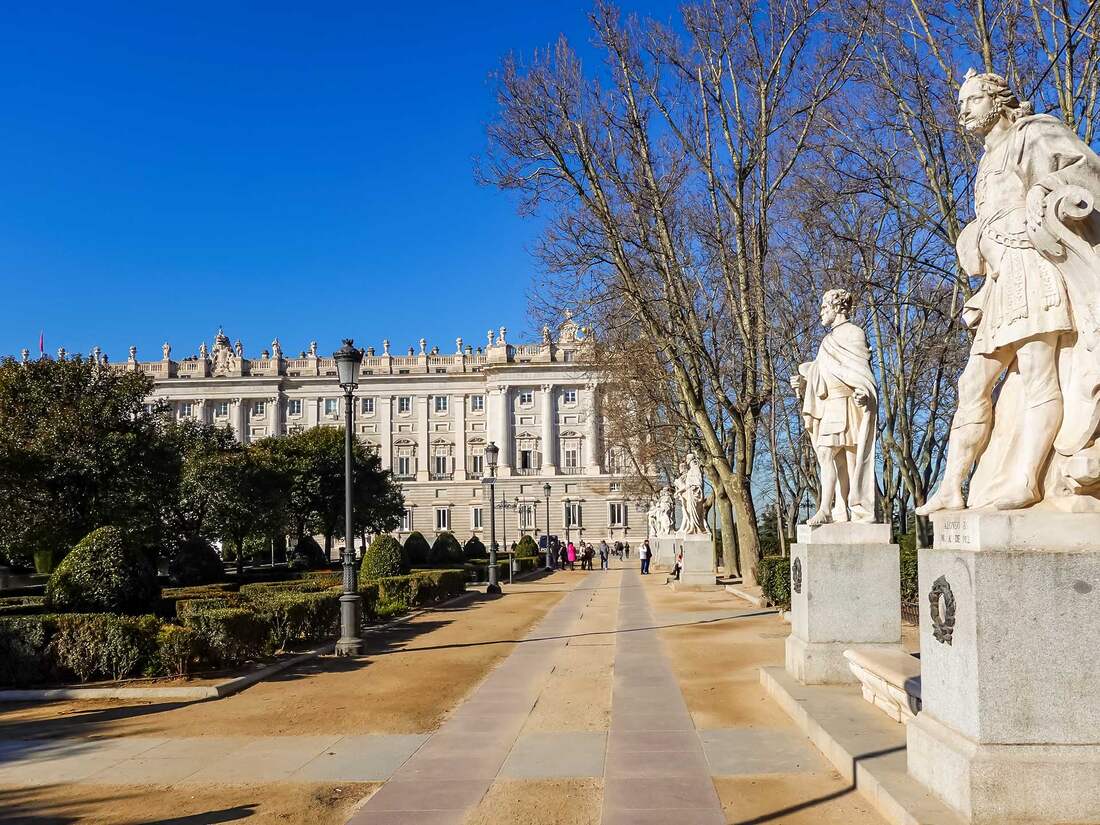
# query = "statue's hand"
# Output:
<box><xmin>789</xmin><ymin>374</ymin><xmax>805</xmax><ymax>394</ymax></box>
<box><xmin>853</xmin><ymin>388</ymin><xmax>869</xmax><ymax>407</ymax></box>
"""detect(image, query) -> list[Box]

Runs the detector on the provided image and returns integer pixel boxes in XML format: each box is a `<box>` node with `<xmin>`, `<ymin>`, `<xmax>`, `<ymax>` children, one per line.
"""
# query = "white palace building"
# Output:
<box><xmin>134</xmin><ymin>315</ymin><xmax>644</xmax><ymax>547</ymax></box>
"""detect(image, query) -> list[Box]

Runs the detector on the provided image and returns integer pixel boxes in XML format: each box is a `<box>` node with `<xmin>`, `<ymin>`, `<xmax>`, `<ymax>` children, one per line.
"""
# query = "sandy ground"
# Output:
<box><xmin>464</xmin><ymin>779</ymin><xmax>602</xmax><ymax>825</ymax></box>
<box><xmin>646</xmin><ymin>582</ymin><xmax>888</xmax><ymax>825</ymax></box>
<box><xmin>0</xmin><ymin>580</ymin><xmax>569</xmax><ymax>742</ymax></box>
<box><xmin>0</xmin><ymin>782</ymin><xmax>376</xmax><ymax>825</ymax></box>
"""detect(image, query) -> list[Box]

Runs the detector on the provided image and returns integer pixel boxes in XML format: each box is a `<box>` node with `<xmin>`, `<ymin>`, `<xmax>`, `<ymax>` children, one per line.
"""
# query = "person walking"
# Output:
<box><xmin>624</xmin><ymin>540</ymin><xmax>631</xmax><ymax>560</ymax></box>
<box><xmin>613</xmin><ymin>540</ymin><xmax>623</xmax><ymax>560</ymax></box>
<box><xmin>599</xmin><ymin>541</ymin><xmax>609</xmax><ymax>570</ymax></box>
<box><xmin>639</xmin><ymin>540</ymin><xmax>652</xmax><ymax>574</ymax></box>
<box><xmin>567</xmin><ymin>541</ymin><xmax>577</xmax><ymax>571</ymax></box>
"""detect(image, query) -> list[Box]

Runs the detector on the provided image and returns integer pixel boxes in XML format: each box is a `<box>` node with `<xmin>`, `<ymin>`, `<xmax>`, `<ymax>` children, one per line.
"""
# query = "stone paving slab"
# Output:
<box><xmin>187</xmin><ymin>734</ymin><xmax>344</xmax><ymax>783</ymax></box>
<box><xmin>291</xmin><ymin>734</ymin><xmax>429</xmax><ymax>782</ymax></box>
<box><xmin>498</xmin><ymin>731</ymin><xmax>607</xmax><ymax>778</ymax></box>
<box><xmin>699</xmin><ymin>726</ymin><xmax>826</xmax><ymax>775</ymax></box>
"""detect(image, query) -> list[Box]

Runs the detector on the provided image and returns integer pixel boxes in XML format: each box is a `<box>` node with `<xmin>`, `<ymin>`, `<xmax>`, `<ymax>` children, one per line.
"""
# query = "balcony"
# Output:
<box><xmin>560</xmin><ymin>467</ymin><xmax>583</xmax><ymax>475</ymax></box>
<box><xmin>465</xmin><ymin>471</ymin><xmax>484</xmax><ymax>481</ymax></box>
<box><xmin>429</xmin><ymin>472</ymin><xmax>453</xmax><ymax>481</ymax></box>
<box><xmin>515</xmin><ymin>467</ymin><xmax>542</xmax><ymax>476</ymax></box>
<box><xmin>393</xmin><ymin>473</ymin><xmax>416</xmax><ymax>482</ymax></box>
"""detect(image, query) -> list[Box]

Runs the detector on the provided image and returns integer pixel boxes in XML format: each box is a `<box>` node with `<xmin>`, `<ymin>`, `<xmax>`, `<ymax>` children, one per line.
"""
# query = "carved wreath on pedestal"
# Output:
<box><xmin>929</xmin><ymin>575</ymin><xmax>956</xmax><ymax>645</ymax></box>
<box><xmin>792</xmin><ymin>557</ymin><xmax>802</xmax><ymax>594</ymax></box>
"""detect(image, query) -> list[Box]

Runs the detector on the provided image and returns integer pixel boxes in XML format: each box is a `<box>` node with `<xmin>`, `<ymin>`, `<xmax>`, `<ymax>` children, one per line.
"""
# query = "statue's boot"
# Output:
<box><xmin>915</xmin><ymin>488</ymin><xmax>966</xmax><ymax>516</ymax></box>
<box><xmin>916</xmin><ymin>421</ymin><xmax>989</xmax><ymax>515</ymax></box>
<box><xmin>994</xmin><ymin>398</ymin><xmax>1061</xmax><ymax>510</ymax></box>
<box><xmin>806</xmin><ymin>508</ymin><xmax>833</xmax><ymax>526</ymax></box>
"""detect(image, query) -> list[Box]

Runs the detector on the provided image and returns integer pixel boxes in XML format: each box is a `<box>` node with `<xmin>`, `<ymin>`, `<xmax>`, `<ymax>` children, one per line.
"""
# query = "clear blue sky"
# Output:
<box><xmin>0</xmin><ymin>1</ymin><xmax>678</xmax><ymax>361</ymax></box>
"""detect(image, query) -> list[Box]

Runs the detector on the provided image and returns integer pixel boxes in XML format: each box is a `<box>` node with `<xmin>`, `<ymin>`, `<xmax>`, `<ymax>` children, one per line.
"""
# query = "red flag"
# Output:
<box><xmin>38</xmin><ymin>331</ymin><xmax>43</xmax><ymax>355</ymax></box>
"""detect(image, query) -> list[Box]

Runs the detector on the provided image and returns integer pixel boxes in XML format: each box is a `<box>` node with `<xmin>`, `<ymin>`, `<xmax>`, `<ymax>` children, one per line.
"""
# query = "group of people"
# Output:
<box><xmin>545</xmin><ymin>536</ymin><xmax>656</xmax><ymax>576</ymax></box>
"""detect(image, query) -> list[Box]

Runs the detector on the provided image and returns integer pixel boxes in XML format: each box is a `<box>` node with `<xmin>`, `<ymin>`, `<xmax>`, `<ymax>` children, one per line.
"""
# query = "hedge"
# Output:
<box><xmin>756</xmin><ymin>555</ymin><xmax>792</xmax><ymax>609</ymax></box>
<box><xmin>515</xmin><ymin>535</ymin><xmax>539</xmax><ymax>558</ymax></box>
<box><xmin>46</xmin><ymin>527</ymin><xmax>160</xmax><ymax>615</ymax></box>
<box><xmin>0</xmin><ymin>596</ymin><xmax>47</xmax><ymax>616</ymax></box>
<box><xmin>181</xmin><ymin>607</ymin><xmax>271</xmax><ymax>666</ymax></box>
<box><xmin>0</xmin><ymin>615</ymin><xmax>59</xmax><ymax>686</ymax></box>
<box><xmin>244</xmin><ymin>590</ymin><xmax>340</xmax><ymax>649</ymax></box>
<box><xmin>155</xmin><ymin>624</ymin><xmax>201</xmax><ymax>676</ymax></box>
<box><xmin>238</xmin><ymin>580</ymin><xmax>338</xmax><ymax>598</ymax></box>
<box><xmin>360</xmin><ymin>534</ymin><xmax>405</xmax><ymax>582</ymax></box>
<box><xmin>373</xmin><ymin>570</ymin><xmax>465</xmax><ymax>609</ymax></box>
<box><xmin>900</xmin><ymin>548</ymin><xmax>919</xmax><ymax>602</ymax></box>
<box><xmin>52</xmin><ymin>614</ymin><xmax>161</xmax><ymax>682</ymax></box>
<box><xmin>168</xmin><ymin>537</ymin><xmax>225</xmax><ymax>586</ymax></box>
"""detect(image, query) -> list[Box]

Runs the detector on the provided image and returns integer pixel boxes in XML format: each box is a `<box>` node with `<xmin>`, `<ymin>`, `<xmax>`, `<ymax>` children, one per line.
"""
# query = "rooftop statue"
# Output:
<box><xmin>790</xmin><ymin>289</ymin><xmax>878</xmax><ymax>525</ymax></box>
<box><xmin>271</xmin><ymin>338</ymin><xmax>282</xmax><ymax>360</ymax></box>
<box><xmin>919</xmin><ymin>69</ymin><xmax>1100</xmax><ymax>514</ymax></box>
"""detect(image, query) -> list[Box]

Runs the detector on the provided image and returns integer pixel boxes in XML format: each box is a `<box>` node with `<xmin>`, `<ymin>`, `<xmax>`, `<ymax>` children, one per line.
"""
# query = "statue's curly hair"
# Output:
<box><xmin>961</xmin><ymin>68</ymin><xmax>1035</xmax><ymax>120</ymax></box>
<box><xmin>822</xmin><ymin>288</ymin><xmax>855</xmax><ymax>317</ymax></box>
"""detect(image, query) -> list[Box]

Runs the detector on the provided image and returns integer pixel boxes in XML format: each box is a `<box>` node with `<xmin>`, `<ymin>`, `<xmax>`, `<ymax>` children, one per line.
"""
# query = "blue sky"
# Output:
<box><xmin>0</xmin><ymin>1</ymin><xmax>679</xmax><ymax>361</ymax></box>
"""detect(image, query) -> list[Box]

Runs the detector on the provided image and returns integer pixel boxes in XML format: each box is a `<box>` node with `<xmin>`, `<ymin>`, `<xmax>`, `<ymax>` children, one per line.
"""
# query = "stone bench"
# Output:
<box><xmin>843</xmin><ymin>646</ymin><xmax>922</xmax><ymax>723</ymax></box>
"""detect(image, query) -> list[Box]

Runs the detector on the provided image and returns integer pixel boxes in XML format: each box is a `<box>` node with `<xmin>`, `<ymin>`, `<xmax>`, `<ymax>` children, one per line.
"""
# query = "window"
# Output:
<box><xmin>519</xmin><ymin>449</ymin><xmax>535</xmax><ymax>470</ymax></box>
<box><xmin>470</xmin><ymin>395</ymin><xmax>485</xmax><ymax>412</ymax></box>
<box><xmin>608</xmin><ymin>502</ymin><xmax>627</xmax><ymax>527</ymax></box>
<box><xmin>401</xmin><ymin>509</ymin><xmax>412</xmax><ymax>531</ymax></box>
<box><xmin>565</xmin><ymin>502</ymin><xmax>582</xmax><ymax>528</ymax></box>
<box><xmin>472</xmin><ymin>507</ymin><xmax>483</xmax><ymax>529</ymax></box>
<box><xmin>398</xmin><ymin>369</ymin><xmax>410</xmax><ymax>375</ymax></box>
<box><xmin>435</xmin><ymin>368</ymin><xmax>447</xmax><ymax>374</ymax></box>
<box><xmin>563</xmin><ymin>389</ymin><xmax>577</xmax><ymax>405</ymax></box>
<box><xmin>180</xmin><ymin>402</ymin><xmax>193</xmax><ymax>418</ymax></box>
<box><xmin>470</xmin><ymin>453</ymin><xmax>484</xmax><ymax>476</ymax></box>
<box><xmin>519</xmin><ymin>389</ymin><xmax>534</xmax><ymax>405</ymax></box>
<box><xmin>288</xmin><ymin>399</ymin><xmax>302</xmax><ymax>416</ymax></box>
<box><xmin>361</xmin><ymin>397</ymin><xmax>374</xmax><ymax>415</ymax></box>
<box><xmin>324</xmin><ymin>398</ymin><xmax>338</xmax><ymax>416</ymax></box>
<box><xmin>215</xmin><ymin>401</ymin><xmax>229</xmax><ymax>418</ymax></box>
<box><xmin>398</xmin><ymin>396</ymin><xmax>412</xmax><ymax>414</ymax></box>
<box><xmin>435</xmin><ymin>508</ymin><xmax>450</xmax><ymax>531</ymax></box>
<box><xmin>252</xmin><ymin>401</ymin><xmax>265</xmax><ymax>416</ymax></box>
<box><xmin>563</xmin><ymin>446</ymin><xmax>579</xmax><ymax>468</ymax></box>
<box><xmin>434</xmin><ymin>453</ymin><xmax>449</xmax><ymax>476</ymax></box>
<box><xmin>434</xmin><ymin>396</ymin><xmax>448</xmax><ymax>413</ymax></box>
<box><xmin>519</xmin><ymin>503</ymin><xmax>536</xmax><ymax>530</ymax></box>
<box><xmin>563</xmin><ymin>350</ymin><xmax>575</xmax><ymax>362</ymax></box>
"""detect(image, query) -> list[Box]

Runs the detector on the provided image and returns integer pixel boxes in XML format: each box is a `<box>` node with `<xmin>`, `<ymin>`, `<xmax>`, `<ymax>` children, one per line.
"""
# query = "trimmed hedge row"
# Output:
<box><xmin>374</xmin><ymin>569</ymin><xmax>466</xmax><ymax>609</ymax></box>
<box><xmin>756</xmin><ymin>555</ymin><xmax>792</xmax><ymax>609</ymax></box>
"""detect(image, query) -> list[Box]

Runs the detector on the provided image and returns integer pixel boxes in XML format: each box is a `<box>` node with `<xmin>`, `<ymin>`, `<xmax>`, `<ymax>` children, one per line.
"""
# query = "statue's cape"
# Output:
<box><xmin>800</xmin><ymin>322</ymin><xmax>878</xmax><ymax>512</ymax></box>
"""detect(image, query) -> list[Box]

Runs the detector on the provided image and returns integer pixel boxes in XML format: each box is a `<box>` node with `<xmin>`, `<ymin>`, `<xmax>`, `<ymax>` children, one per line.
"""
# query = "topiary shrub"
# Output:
<box><xmin>155</xmin><ymin>624</ymin><xmax>200</xmax><ymax>676</ymax></box>
<box><xmin>360</xmin><ymin>535</ymin><xmax>405</xmax><ymax>583</ymax></box>
<box><xmin>244</xmin><ymin>590</ymin><xmax>340</xmax><ymax>649</ymax></box>
<box><xmin>289</xmin><ymin>535</ymin><xmax>327</xmax><ymax>570</ymax></box>
<box><xmin>515</xmin><ymin>535</ymin><xmax>538</xmax><ymax>558</ymax></box>
<box><xmin>46</xmin><ymin>527</ymin><xmax>160</xmax><ymax>615</ymax></box>
<box><xmin>0</xmin><ymin>615</ymin><xmax>60</xmax><ymax>686</ymax></box>
<box><xmin>463</xmin><ymin>536</ymin><xmax>486</xmax><ymax>560</ymax></box>
<box><xmin>403</xmin><ymin>531</ymin><xmax>430</xmax><ymax>566</ymax></box>
<box><xmin>182</xmin><ymin>606</ymin><xmax>270</xmax><ymax>666</ymax></box>
<box><xmin>428</xmin><ymin>531</ymin><xmax>463</xmax><ymax>565</ymax></box>
<box><xmin>168</xmin><ymin>537</ymin><xmax>226</xmax><ymax>587</ymax></box>
<box><xmin>755</xmin><ymin>555</ymin><xmax>792</xmax><ymax>609</ymax></box>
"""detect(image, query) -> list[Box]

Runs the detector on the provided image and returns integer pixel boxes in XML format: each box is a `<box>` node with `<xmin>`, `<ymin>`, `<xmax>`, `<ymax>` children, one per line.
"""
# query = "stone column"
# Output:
<box><xmin>498</xmin><ymin>385</ymin><xmax>513</xmax><ymax>476</ymax></box>
<box><xmin>906</xmin><ymin>510</ymin><xmax>1100</xmax><ymax>823</ymax></box>
<box><xmin>541</xmin><ymin>383</ymin><xmax>557</xmax><ymax>475</ymax></box>
<box><xmin>379</xmin><ymin>395</ymin><xmax>393</xmax><ymax>473</ymax></box>
<box><xmin>785</xmin><ymin>522</ymin><xmax>900</xmax><ymax>684</ymax></box>
<box><xmin>417</xmin><ymin>395</ymin><xmax>430</xmax><ymax>480</ymax></box>
<box><xmin>238</xmin><ymin>398</ymin><xmax>251</xmax><ymax>445</ymax></box>
<box><xmin>585</xmin><ymin>383</ymin><xmax>602</xmax><ymax>474</ymax></box>
<box><xmin>228</xmin><ymin>398</ymin><xmax>243</xmax><ymax>444</ymax></box>
<box><xmin>268</xmin><ymin>394</ymin><xmax>280</xmax><ymax>437</ymax></box>
<box><xmin>306</xmin><ymin>396</ymin><xmax>319</xmax><ymax>430</ymax></box>
<box><xmin>455</xmin><ymin>394</ymin><xmax>467</xmax><ymax>478</ymax></box>
<box><xmin>195</xmin><ymin>399</ymin><xmax>208</xmax><ymax>425</ymax></box>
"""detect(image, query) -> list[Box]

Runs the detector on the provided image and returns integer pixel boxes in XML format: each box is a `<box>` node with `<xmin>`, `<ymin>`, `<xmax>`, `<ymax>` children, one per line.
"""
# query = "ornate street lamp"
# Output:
<box><xmin>333</xmin><ymin>339</ymin><xmax>364</xmax><ymax>655</ymax></box>
<box><xmin>484</xmin><ymin>442</ymin><xmax>502</xmax><ymax>594</ymax></box>
<box><xmin>543</xmin><ymin>483</ymin><xmax>552</xmax><ymax>570</ymax></box>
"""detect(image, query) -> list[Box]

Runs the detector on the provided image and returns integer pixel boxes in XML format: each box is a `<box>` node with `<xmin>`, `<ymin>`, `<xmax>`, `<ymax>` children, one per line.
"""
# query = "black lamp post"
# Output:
<box><xmin>543</xmin><ymin>482</ymin><xmax>552</xmax><ymax>570</ymax></box>
<box><xmin>484</xmin><ymin>442</ymin><xmax>501</xmax><ymax>594</ymax></box>
<box><xmin>333</xmin><ymin>338</ymin><xmax>364</xmax><ymax>655</ymax></box>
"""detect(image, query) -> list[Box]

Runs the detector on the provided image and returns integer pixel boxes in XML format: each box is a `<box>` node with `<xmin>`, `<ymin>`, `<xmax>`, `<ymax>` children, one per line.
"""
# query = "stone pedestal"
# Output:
<box><xmin>676</xmin><ymin>534</ymin><xmax>717</xmax><ymax>588</ymax></box>
<box><xmin>907</xmin><ymin>510</ymin><xmax>1100</xmax><ymax>824</ymax></box>
<box><xmin>653</xmin><ymin>536</ymin><xmax>677</xmax><ymax>570</ymax></box>
<box><xmin>785</xmin><ymin>522</ymin><xmax>900</xmax><ymax>685</ymax></box>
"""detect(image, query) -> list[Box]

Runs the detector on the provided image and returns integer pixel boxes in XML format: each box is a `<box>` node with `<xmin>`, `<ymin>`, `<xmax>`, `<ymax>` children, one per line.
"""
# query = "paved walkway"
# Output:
<box><xmin>0</xmin><ymin>562</ymin><xmax>852</xmax><ymax>823</ymax></box>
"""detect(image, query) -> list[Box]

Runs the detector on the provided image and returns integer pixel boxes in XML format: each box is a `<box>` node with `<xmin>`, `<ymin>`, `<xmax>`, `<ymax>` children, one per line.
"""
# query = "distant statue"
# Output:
<box><xmin>456</xmin><ymin>337</ymin><xmax>463</xmax><ymax>353</ymax></box>
<box><xmin>91</xmin><ymin>346</ymin><xmax>101</xmax><ymax>363</ymax></box>
<box><xmin>308</xmin><ymin>340</ymin><xmax>318</xmax><ymax>357</ymax></box>
<box><xmin>499</xmin><ymin>326</ymin><xmax>507</xmax><ymax>344</ymax></box>
<box><xmin>790</xmin><ymin>288</ymin><xmax>878</xmax><ymax>525</ymax></box>
<box><xmin>233</xmin><ymin>339</ymin><xmax>243</xmax><ymax>358</ymax></box>
<box><xmin>20</xmin><ymin>349</ymin><xmax>29</xmax><ymax>363</ymax></box>
<box><xmin>674</xmin><ymin>453</ymin><xmax>708</xmax><ymax>534</ymax></box>
<box><xmin>199</xmin><ymin>341</ymin><xmax>209</xmax><ymax>359</ymax></box>
<box><xmin>920</xmin><ymin>69</ymin><xmax>1100</xmax><ymax>513</ymax></box>
<box><xmin>419</xmin><ymin>338</ymin><xmax>427</xmax><ymax>355</ymax></box>
<box><xmin>56</xmin><ymin>347</ymin><xmax>66</xmax><ymax>361</ymax></box>
<box><xmin>271</xmin><ymin>338</ymin><xmax>283</xmax><ymax>360</ymax></box>
<box><xmin>655</xmin><ymin>486</ymin><xmax>675</xmax><ymax>536</ymax></box>
<box><xmin>211</xmin><ymin>329</ymin><xmax>234</xmax><ymax>377</ymax></box>
<box><xmin>542</xmin><ymin>325</ymin><xmax>552</xmax><ymax>344</ymax></box>
<box><xmin>488</xmin><ymin>329</ymin><xmax>496</xmax><ymax>347</ymax></box>
<box><xmin>383</xmin><ymin>339</ymin><xmax>390</xmax><ymax>355</ymax></box>
<box><xmin>162</xmin><ymin>341</ymin><xmax>171</xmax><ymax>360</ymax></box>
<box><xmin>646</xmin><ymin>498</ymin><xmax>661</xmax><ymax>537</ymax></box>
<box><xmin>128</xmin><ymin>345</ymin><xmax>137</xmax><ymax>362</ymax></box>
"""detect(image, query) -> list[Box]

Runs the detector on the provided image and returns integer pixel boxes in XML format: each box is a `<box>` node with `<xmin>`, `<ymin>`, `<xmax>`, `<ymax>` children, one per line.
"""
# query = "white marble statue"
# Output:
<box><xmin>162</xmin><ymin>341</ymin><xmax>171</xmax><ymax>360</ymax></box>
<box><xmin>790</xmin><ymin>288</ymin><xmax>878</xmax><ymax>525</ymax></box>
<box><xmin>647</xmin><ymin>498</ymin><xmax>661</xmax><ymax>537</ymax></box>
<box><xmin>674</xmin><ymin>453</ymin><xmax>709</xmax><ymax>534</ymax></box>
<box><xmin>271</xmin><ymin>338</ymin><xmax>283</xmax><ymax>360</ymax></box>
<box><xmin>920</xmin><ymin>69</ymin><xmax>1100</xmax><ymax>514</ymax></box>
<box><xmin>211</xmin><ymin>329</ymin><xmax>234</xmax><ymax>377</ymax></box>
<box><xmin>655</xmin><ymin>486</ymin><xmax>675</xmax><ymax>536</ymax></box>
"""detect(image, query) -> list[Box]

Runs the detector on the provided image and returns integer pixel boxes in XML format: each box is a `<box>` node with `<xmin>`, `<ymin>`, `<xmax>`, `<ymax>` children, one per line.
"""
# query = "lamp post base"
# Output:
<box><xmin>486</xmin><ymin>582</ymin><xmax>502</xmax><ymax>595</ymax></box>
<box><xmin>334</xmin><ymin>593</ymin><xmax>363</xmax><ymax>656</ymax></box>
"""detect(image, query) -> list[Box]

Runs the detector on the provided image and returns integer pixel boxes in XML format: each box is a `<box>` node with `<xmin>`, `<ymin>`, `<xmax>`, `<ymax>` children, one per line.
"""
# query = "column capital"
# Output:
<box><xmin>541</xmin><ymin>383</ymin><xmax>554</xmax><ymax>392</ymax></box>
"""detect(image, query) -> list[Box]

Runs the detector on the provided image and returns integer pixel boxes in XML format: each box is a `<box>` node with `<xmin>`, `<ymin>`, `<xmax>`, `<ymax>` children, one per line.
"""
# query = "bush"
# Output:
<box><xmin>900</xmin><ymin>548</ymin><xmax>919</xmax><ymax>602</ymax></box>
<box><xmin>238</xmin><ymin>580</ymin><xmax>337</xmax><ymax>598</ymax></box>
<box><xmin>515</xmin><ymin>535</ymin><xmax>538</xmax><ymax>558</ymax></box>
<box><xmin>46</xmin><ymin>527</ymin><xmax>160</xmax><ymax>615</ymax></box>
<box><xmin>51</xmin><ymin>614</ymin><xmax>161</xmax><ymax>682</ymax></box>
<box><xmin>359</xmin><ymin>583</ymin><xmax>379</xmax><ymax>622</ymax></box>
<box><xmin>155</xmin><ymin>624</ymin><xmax>200</xmax><ymax>676</ymax></box>
<box><xmin>0</xmin><ymin>596</ymin><xmax>47</xmax><ymax>616</ymax></box>
<box><xmin>422</xmin><ymin>569</ymin><xmax>466</xmax><ymax>601</ymax></box>
<box><xmin>168</xmin><ymin>537</ymin><xmax>226</xmax><ymax>586</ymax></box>
<box><xmin>360</xmin><ymin>535</ymin><xmax>405</xmax><ymax>583</ymax></box>
<box><xmin>463</xmin><ymin>536</ymin><xmax>485</xmax><ymax>560</ymax></box>
<box><xmin>428</xmin><ymin>531</ymin><xmax>463</xmax><ymax>565</ymax></box>
<box><xmin>289</xmin><ymin>535</ymin><xmax>327</xmax><ymax>570</ymax></box>
<box><xmin>0</xmin><ymin>615</ymin><xmax>60</xmax><ymax>686</ymax></box>
<box><xmin>182</xmin><ymin>607</ymin><xmax>270</xmax><ymax>666</ymax></box>
<box><xmin>244</xmin><ymin>590</ymin><xmax>340</xmax><ymax>649</ymax></box>
<box><xmin>403</xmin><ymin>531</ymin><xmax>431</xmax><ymax>566</ymax></box>
<box><xmin>33</xmin><ymin>549</ymin><xmax>57</xmax><ymax>575</ymax></box>
<box><xmin>755</xmin><ymin>555</ymin><xmax>792</xmax><ymax>609</ymax></box>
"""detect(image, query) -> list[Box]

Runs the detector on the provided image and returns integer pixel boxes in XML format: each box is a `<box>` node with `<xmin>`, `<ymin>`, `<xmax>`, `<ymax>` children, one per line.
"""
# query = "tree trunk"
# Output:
<box><xmin>235</xmin><ymin>539</ymin><xmax>244</xmax><ymax>578</ymax></box>
<box><xmin>728</xmin><ymin>474</ymin><xmax>760</xmax><ymax>587</ymax></box>
<box><xmin>714</xmin><ymin>487</ymin><xmax>739</xmax><ymax>578</ymax></box>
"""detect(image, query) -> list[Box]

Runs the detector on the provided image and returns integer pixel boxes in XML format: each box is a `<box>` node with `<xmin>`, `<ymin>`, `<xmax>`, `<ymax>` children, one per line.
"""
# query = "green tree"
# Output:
<box><xmin>159</xmin><ymin>419</ymin><xmax>239</xmax><ymax>544</ymax></box>
<box><xmin>0</xmin><ymin>354</ymin><xmax>169</xmax><ymax>567</ymax></box>
<box><xmin>195</xmin><ymin>447</ymin><xmax>287</xmax><ymax>577</ymax></box>
<box><xmin>255</xmin><ymin>427</ymin><xmax>403</xmax><ymax>555</ymax></box>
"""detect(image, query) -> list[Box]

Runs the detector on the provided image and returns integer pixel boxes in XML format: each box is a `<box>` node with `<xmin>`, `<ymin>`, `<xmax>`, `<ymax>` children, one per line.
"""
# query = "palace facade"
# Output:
<box><xmin>136</xmin><ymin>316</ymin><xmax>644</xmax><ymax>548</ymax></box>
